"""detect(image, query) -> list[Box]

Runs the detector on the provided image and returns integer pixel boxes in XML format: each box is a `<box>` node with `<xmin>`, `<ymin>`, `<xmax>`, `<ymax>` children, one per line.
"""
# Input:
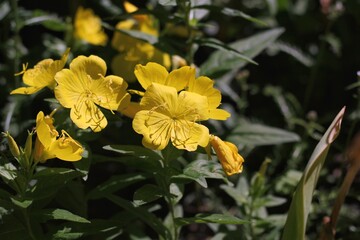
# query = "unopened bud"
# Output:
<box><xmin>2</xmin><ymin>131</ymin><xmax>20</xmax><ymax>158</ymax></box>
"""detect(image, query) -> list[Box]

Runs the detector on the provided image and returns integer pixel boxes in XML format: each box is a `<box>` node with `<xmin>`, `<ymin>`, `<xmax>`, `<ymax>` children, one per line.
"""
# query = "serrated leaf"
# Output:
<box><xmin>227</xmin><ymin>119</ymin><xmax>300</xmax><ymax>146</ymax></box>
<box><xmin>107</xmin><ymin>195</ymin><xmax>172</xmax><ymax>240</ymax></box>
<box><xmin>200</xmin><ymin>28</ymin><xmax>284</xmax><ymax>77</ymax></box>
<box><xmin>175</xmin><ymin>213</ymin><xmax>248</xmax><ymax>226</ymax></box>
<box><xmin>133</xmin><ymin>184</ymin><xmax>164</xmax><ymax>206</ymax></box>
<box><xmin>281</xmin><ymin>107</ymin><xmax>345</xmax><ymax>240</ymax></box>
<box><xmin>172</xmin><ymin>159</ymin><xmax>227</xmax><ymax>188</ymax></box>
<box><xmin>88</xmin><ymin>174</ymin><xmax>147</xmax><ymax>200</ymax></box>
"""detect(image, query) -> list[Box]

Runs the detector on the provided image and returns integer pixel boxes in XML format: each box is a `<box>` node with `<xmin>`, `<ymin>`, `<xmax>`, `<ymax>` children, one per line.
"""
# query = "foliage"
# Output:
<box><xmin>0</xmin><ymin>0</ymin><xmax>359</xmax><ymax>239</ymax></box>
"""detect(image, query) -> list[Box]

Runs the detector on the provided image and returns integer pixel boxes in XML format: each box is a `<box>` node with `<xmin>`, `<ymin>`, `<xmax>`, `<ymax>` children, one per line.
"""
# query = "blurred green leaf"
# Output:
<box><xmin>200</xmin><ymin>27</ymin><xmax>284</xmax><ymax>77</ymax></box>
<box><xmin>194</xmin><ymin>5</ymin><xmax>267</xmax><ymax>26</ymax></box>
<box><xmin>103</xmin><ymin>145</ymin><xmax>162</xmax><ymax>161</ymax></box>
<box><xmin>171</xmin><ymin>159</ymin><xmax>228</xmax><ymax>188</ymax></box>
<box><xmin>281</xmin><ymin>107</ymin><xmax>346</xmax><ymax>240</ymax></box>
<box><xmin>220</xmin><ymin>176</ymin><xmax>250</xmax><ymax>207</ymax></box>
<box><xmin>133</xmin><ymin>184</ymin><xmax>164</xmax><ymax>206</ymax></box>
<box><xmin>195</xmin><ymin>37</ymin><xmax>257</xmax><ymax>65</ymax></box>
<box><xmin>175</xmin><ymin>213</ymin><xmax>248</xmax><ymax>226</ymax></box>
<box><xmin>35</xmin><ymin>208</ymin><xmax>90</xmax><ymax>223</ymax></box>
<box><xmin>52</xmin><ymin>227</ymin><xmax>84</xmax><ymax>240</ymax></box>
<box><xmin>28</xmin><ymin>168</ymin><xmax>83</xmax><ymax>200</ymax></box>
<box><xmin>10</xmin><ymin>197</ymin><xmax>32</xmax><ymax>208</ymax></box>
<box><xmin>227</xmin><ymin>118</ymin><xmax>300</xmax><ymax>146</ymax></box>
<box><xmin>88</xmin><ymin>173</ymin><xmax>148</xmax><ymax>200</ymax></box>
<box><xmin>107</xmin><ymin>194</ymin><xmax>172</xmax><ymax>240</ymax></box>
<box><xmin>158</xmin><ymin>0</ymin><xmax>177</xmax><ymax>6</ymax></box>
<box><xmin>0</xmin><ymin>1</ymin><xmax>10</xmax><ymax>21</ymax></box>
<box><xmin>0</xmin><ymin>163</ymin><xmax>17</xmax><ymax>181</ymax></box>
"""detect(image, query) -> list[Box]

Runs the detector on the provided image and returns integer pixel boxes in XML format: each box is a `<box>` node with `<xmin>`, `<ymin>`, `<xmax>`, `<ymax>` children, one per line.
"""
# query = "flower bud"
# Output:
<box><xmin>210</xmin><ymin>135</ymin><xmax>244</xmax><ymax>176</ymax></box>
<box><xmin>2</xmin><ymin>131</ymin><xmax>20</xmax><ymax>158</ymax></box>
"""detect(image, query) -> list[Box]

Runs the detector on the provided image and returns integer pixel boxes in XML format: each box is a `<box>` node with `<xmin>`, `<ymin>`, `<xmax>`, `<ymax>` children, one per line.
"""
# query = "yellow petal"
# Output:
<box><xmin>54</xmin><ymin>69</ymin><xmax>83</xmax><ymax>108</ymax></box>
<box><xmin>120</xmin><ymin>101</ymin><xmax>142</xmax><ymax>119</ymax></box>
<box><xmin>74</xmin><ymin>6</ymin><xmax>108</xmax><ymax>46</ymax></box>
<box><xmin>90</xmin><ymin>75</ymin><xmax>130</xmax><ymax>111</ymax></box>
<box><xmin>177</xmin><ymin>91</ymin><xmax>209</xmax><ymax>121</ymax></box>
<box><xmin>166</xmin><ymin>66</ymin><xmax>194</xmax><ymax>91</ymax></box>
<box><xmin>171</xmin><ymin>121</ymin><xmax>209</xmax><ymax>151</ymax></box>
<box><xmin>188</xmin><ymin>76</ymin><xmax>221</xmax><ymax>108</ymax></box>
<box><xmin>111</xmin><ymin>53</ymin><xmax>141</xmax><ymax>83</ymax></box>
<box><xmin>70</xmin><ymin>99</ymin><xmax>108</xmax><ymax>132</ymax></box>
<box><xmin>133</xmin><ymin>110</ymin><xmax>171</xmax><ymax>150</ymax></box>
<box><xmin>70</xmin><ymin>55</ymin><xmax>107</xmax><ymax>80</ymax></box>
<box><xmin>50</xmin><ymin>130</ymin><xmax>83</xmax><ymax>161</ymax></box>
<box><xmin>209</xmin><ymin>109</ymin><xmax>231</xmax><ymax>120</ymax></box>
<box><xmin>10</xmin><ymin>86</ymin><xmax>42</xmax><ymax>95</ymax></box>
<box><xmin>134</xmin><ymin>62</ymin><xmax>169</xmax><ymax>90</ymax></box>
<box><xmin>36</xmin><ymin>111</ymin><xmax>58</xmax><ymax>148</ymax></box>
<box><xmin>140</xmin><ymin>83</ymin><xmax>177</xmax><ymax>115</ymax></box>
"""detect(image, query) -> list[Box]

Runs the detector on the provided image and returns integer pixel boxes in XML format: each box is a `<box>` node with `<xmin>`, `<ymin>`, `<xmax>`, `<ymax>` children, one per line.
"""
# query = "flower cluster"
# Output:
<box><xmin>9</xmin><ymin>3</ymin><xmax>244</xmax><ymax>175</ymax></box>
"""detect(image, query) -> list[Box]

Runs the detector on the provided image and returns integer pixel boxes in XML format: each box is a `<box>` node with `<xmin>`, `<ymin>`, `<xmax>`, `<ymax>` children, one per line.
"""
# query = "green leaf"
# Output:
<box><xmin>227</xmin><ymin>118</ymin><xmax>300</xmax><ymax>146</ymax></box>
<box><xmin>10</xmin><ymin>197</ymin><xmax>32</xmax><ymax>208</ymax></box>
<box><xmin>52</xmin><ymin>227</ymin><xmax>84</xmax><ymax>240</ymax></box>
<box><xmin>0</xmin><ymin>163</ymin><xmax>17</xmax><ymax>181</ymax></box>
<box><xmin>172</xmin><ymin>159</ymin><xmax>227</xmax><ymax>188</ymax></box>
<box><xmin>107</xmin><ymin>194</ymin><xmax>172</xmax><ymax>240</ymax></box>
<box><xmin>87</xmin><ymin>173</ymin><xmax>148</xmax><ymax>200</ymax></box>
<box><xmin>220</xmin><ymin>177</ymin><xmax>249</xmax><ymax>206</ymax></box>
<box><xmin>175</xmin><ymin>213</ymin><xmax>248</xmax><ymax>226</ymax></box>
<box><xmin>28</xmin><ymin>168</ymin><xmax>83</xmax><ymax>200</ymax></box>
<box><xmin>195</xmin><ymin>37</ymin><xmax>257</xmax><ymax>65</ymax></box>
<box><xmin>281</xmin><ymin>107</ymin><xmax>346</xmax><ymax>240</ymax></box>
<box><xmin>103</xmin><ymin>145</ymin><xmax>162</xmax><ymax>161</ymax></box>
<box><xmin>193</xmin><ymin>5</ymin><xmax>267</xmax><ymax>26</ymax></box>
<box><xmin>158</xmin><ymin>0</ymin><xmax>177</xmax><ymax>6</ymax></box>
<box><xmin>133</xmin><ymin>184</ymin><xmax>164</xmax><ymax>206</ymax></box>
<box><xmin>200</xmin><ymin>28</ymin><xmax>284</xmax><ymax>77</ymax></box>
<box><xmin>35</xmin><ymin>208</ymin><xmax>90</xmax><ymax>223</ymax></box>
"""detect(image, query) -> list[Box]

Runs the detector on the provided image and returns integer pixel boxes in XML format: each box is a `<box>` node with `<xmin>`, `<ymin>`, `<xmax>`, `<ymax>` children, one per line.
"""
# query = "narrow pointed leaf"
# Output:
<box><xmin>200</xmin><ymin>28</ymin><xmax>284</xmax><ymax>77</ymax></box>
<box><xmin>281</xmin><ymin>107</ymin><xmax>346</xmax><ymax>240</ymax></box>
<box><xmin>175</xmin><ymin>213</ymin><xmax>248</xmax><ymax>226</ymax></box>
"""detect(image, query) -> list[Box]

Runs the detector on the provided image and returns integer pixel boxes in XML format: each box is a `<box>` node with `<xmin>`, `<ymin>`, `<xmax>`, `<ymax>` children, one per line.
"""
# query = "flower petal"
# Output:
<box><xmin>54</xmin><ymin>69</ymin><xmax>83</xmax><ymax>108</ymax></box>
<box><xmin>10</xmin><ymin>86</ymin><xmax>42</xmax><ymax>95</ymax></box>
<box><xmin>90</xmin><ymin>75</ymin><xmax>130</xmax><ymax>111</ymax></box>
<box><xmin>70</xmin><ymin>99</ymin><xmax>107</xmax><ymax>132</ymax></box>
<box><xmin>209</xmin><ymin>109</ymin><xmax>231</xmax><ymax>120</ymax></box>
<box><xmin>166</xmin><ymin>66</ymin><xmax>194</xmax><ymax>91</ymax></box>
<box><xmin>70</xmin><ymin>55</ymin><xmax>107</xmax><ymax>80</ymax></box>
<box><xmin>133</xmin><ymin>110</ymin><xmax>171</xmax><ymax>150</ymax></box>
<box><xmin>134</xmin><ymin>62</ymin><xmax>169</xmax><ymax>90</ymax></box>
<box><xmin>50</xmin><ymin>130</ymin><xmax>83</xmax><ymax>161</ymax></box>
<box><xmin>171</xmin><ymin>121</ymin><xmax>209</xmax><ymax>151</ymax></box>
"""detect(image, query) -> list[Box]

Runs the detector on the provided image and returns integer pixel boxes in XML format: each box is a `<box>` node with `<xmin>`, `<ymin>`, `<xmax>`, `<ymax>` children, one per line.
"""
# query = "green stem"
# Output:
<box><xmin>21</xmin><ymin>208</ymin><xmax>37</xmax><ymax>240</ymax></box>
<box><xmin>161</xmin><ymin>155</ymin><xmax>178</xmax><ymax>240</ymax></box>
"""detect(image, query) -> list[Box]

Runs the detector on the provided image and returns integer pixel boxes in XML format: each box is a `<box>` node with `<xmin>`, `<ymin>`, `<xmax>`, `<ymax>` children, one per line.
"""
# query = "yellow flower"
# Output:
<box><xmin>209</xmin><ymin>135</ymin><xmax>244</xmax><ymax>176</ymax></box>
<box><xmin>10</xmin><ymin>48</ymin><xmax>70</xmax><ymax>95</ymax></box>
<box><xmin>133</xmin><ymin>83</ymin><xmax>210</xmax><ymax>151</ymax></box>
<box><xmin>74</xmin><ymin>6</ymin><xmax>108</xmax><ymax>46</ymax></box>
<box><xmin>54</xmin><ymin>55</ymin><xmax>131</xmax><ymax>132</ymax></box>
<box><xmin>111</xmin><ymin>2</ymin><xmax>170</xmax><ymax>82</ymax></box>
<box><xmin>33</xmin><ymin>111</ymin><xmax>83</xmax><ymax>163</ymax></box>
<box><xmin>134</xmin><ymin>62</ymin><xmax>230</xmax><ymax>120</ymax></box>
